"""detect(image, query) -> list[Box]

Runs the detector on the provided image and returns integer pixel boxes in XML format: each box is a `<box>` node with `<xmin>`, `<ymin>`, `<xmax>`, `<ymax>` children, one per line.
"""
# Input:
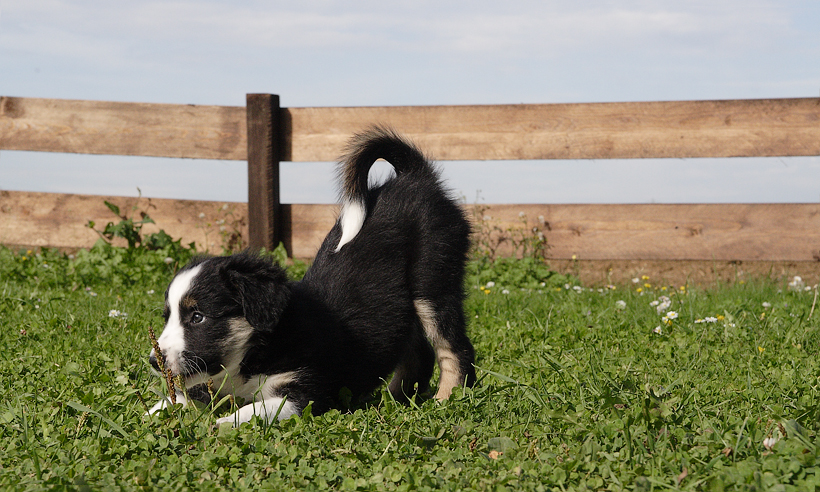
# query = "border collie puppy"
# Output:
<box><xmin>147</xmin><ymin>127</ymin><xmax>477</xmax><ymax>426</ymax></box>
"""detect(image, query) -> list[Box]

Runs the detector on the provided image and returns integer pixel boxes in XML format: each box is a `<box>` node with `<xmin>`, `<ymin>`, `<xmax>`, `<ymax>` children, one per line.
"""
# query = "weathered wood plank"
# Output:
<box><xmin>0</xmin><ymin>96</ymin><xmax>247</xmax><ymax>160</ymax></box>
<box><xmin>474</xmin><ymin>203</ymin><xmax>820</xmax><ymax>261</ymax></box>
<box><xmin>246</xmin><ymin>94</ymin><xmax>282</xmax><ymax>251</ymax></box>
<box><xmin>4</xmin><ymin>96</ymin><xmax>819</xmax><ymax>162</ymax></box>
<box><xmin>3</xmin><ymin>191</ymin><xmax>819</xmax><ymax>262</ymax></box>
<box><xmin>0</xmin><ymin>190</ymin><xmax>250</xmax><ymax>253</ymax></box>
<box><xmin>282</xmin><ymin>98</ymin><xmax>820</xmax><ymax>161</ymax></box>
<box><xmin>280</xmin><ymin>204</ymin><xmax>339</xmax><ymax>258</ymax></box>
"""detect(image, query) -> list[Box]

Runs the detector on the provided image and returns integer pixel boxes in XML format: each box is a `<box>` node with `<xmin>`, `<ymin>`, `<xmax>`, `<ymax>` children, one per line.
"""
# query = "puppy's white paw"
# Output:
<box><xmin>145</xmin><ymin>399</ymin><xmax>169</xmax><ymax>416</ymax></box>
<box><xmin>215</xmin><ymin>414</ymin><xmax>241</xmax><ymax>427</ymax></box>
<box><xmin>214</xmin><ymin>398</ymin><xmax>298</xmax><ymax>427</ymax></box>
<box><xmin>144</xmin><ymin>393</ymin><xmax>188</xmax><ymax>416</ymax></box>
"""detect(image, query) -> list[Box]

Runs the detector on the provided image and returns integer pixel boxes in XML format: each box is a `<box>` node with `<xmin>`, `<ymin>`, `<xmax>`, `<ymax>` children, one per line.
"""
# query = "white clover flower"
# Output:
<box><xmin>762</xmin><ymin>302</ymin><xmax>772</xmax><ymax>308</ymax></box>
<box><xmin>573</xmin><ymin>286</ymin><xmax>584</xmax><ymax>293</ymax></box>
<box><xmin>763</xmin><ymin>436</ymin><xmax>779</xmax><ymax>450</ymax></box>
<box><xmin>518</xmin><ymin>211</ymin><xmax>525</xmax><ymax>218</ymax></box>
<box><xmin>655</xmin><ymin>296</ymin><xmax>672</xmax><ymax>314</ymax></box>
<box><xmin>502</xmin><ymin>289</ymin><xmax>510</xmax><ymax>295</ymax></box>
<box><xmin>650</xmin><ymin>300</ymin><xmax>659</xmax><ymax>307</ymax></box>
<box><xmin>108</xmin><ymin>309</ymin><xmax>127</xmax><ymax>318</ymax></box>
<box><xmin>564</xmin><ymin>284</ymin><xmax>570</xmax><ymax>290</ymax></box>
<box><xmin>485</xmin><ymin>281</ymin><xmax>495</xmax><ymax>288</ymax></box>
<box><xmin>147</xmin><ymin>289</ymin><xmax>155</xmax><ymax>295</ymax></box>
<box><xmin>198</xmin><ymin>212</ymin><xmax>206</xmax><ymax>219</ymax></box>
<box><xmin>164</xmin><ymin>257</ymin><xmax>174</xmax><ymax>264</ymax></box>
<box><xmin>615</xmin><ymin>300</ymin><xmax>627</xmax><ymax>310</ymax></box>
<box><xmin>788</xmin><ymin>276</ymin><xmax>805</xmax><ymax>291</ymax></box>
<box><xmin>632</xmin><ymin>278</ymin><xmax>640</xmax><ymax>284</ymax></box>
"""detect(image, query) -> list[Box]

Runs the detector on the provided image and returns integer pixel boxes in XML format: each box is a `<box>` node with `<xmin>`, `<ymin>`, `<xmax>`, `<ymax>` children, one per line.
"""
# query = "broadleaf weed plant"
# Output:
<box><xmin>469</xmin><ymin>198</ymin><xmax>573</xmax><ymax>291</ymax></box>
<box><xmin>87</xmin><ymin>189</ymin><xmax>196</xmax><ymax>258</ymax></box>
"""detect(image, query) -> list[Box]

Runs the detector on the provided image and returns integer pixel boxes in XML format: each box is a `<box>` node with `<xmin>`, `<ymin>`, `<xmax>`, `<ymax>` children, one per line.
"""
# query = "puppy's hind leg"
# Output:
<box><xmin>415</xmin><ymin>298</ymin><xmax>476</xmax><ymax>400</ymax></box>
<box><xmin>388</xmin><ymin>327</ymin><xmax>435</xmax><ymax>403</ymax></box>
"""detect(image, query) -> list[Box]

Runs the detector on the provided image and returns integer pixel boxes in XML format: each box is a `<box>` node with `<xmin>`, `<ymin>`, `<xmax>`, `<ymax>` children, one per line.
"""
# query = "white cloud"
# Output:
<box><xmin>2</xmin><ymin>1</ymin><xmax>799</xmax><ymax>60</ymax></box>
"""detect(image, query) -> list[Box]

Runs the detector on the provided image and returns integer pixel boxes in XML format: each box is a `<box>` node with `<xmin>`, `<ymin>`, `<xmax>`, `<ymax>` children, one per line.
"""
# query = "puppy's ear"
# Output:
<box><xmin>222</xmin><ymin>253</ymin><xmax>291</xmax><ymax>331</ymax></box>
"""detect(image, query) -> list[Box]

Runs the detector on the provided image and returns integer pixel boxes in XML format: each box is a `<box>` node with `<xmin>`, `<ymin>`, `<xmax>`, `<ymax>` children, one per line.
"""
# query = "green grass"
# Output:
<box><xmin>2</xmin><ymin>246</ymin><xmax>820</xmax><ymax>490</ymax></box>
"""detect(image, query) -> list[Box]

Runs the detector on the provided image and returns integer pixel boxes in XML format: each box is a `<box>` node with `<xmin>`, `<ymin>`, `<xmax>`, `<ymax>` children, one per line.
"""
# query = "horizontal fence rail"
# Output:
<box><xmin>4</xmin><ymin>96</ymin><xmax>820</xmax><ymax>161</ymax></box>
<box><xmin>2</xmin><ymin>190</ymin><xmax>820</xmax><ymax>262</ymax></box>
<box><xmin>2</xmin><ymin>95</ymin><xmax>820</xmax><ymax>261</ymax></box>
<box><xmin>0</xmin><ymin>96</ymin><xmax>247</xmax><ymax>160</ymax></box>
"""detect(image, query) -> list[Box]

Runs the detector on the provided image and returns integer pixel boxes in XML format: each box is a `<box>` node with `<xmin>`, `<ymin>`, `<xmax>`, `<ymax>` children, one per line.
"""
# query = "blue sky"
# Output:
<box><xmin>2</xmin><ymin>1</ymin><xmax>819</xmax><ymax>204</ymax></box>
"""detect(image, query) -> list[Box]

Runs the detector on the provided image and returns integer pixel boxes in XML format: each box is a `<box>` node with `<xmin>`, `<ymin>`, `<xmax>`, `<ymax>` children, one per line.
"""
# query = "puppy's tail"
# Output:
<box><xmin>334</xmin><ymin>126</ymin><xmax>435</xmax><ymax>252</ymax></box>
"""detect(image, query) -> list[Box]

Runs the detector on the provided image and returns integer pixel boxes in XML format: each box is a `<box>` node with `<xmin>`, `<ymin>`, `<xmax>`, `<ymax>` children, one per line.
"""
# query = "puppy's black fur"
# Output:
<box><xmin>150</xmin><ymin>127</ymin><xmax>476</xmax><ymax>422</ymax></box>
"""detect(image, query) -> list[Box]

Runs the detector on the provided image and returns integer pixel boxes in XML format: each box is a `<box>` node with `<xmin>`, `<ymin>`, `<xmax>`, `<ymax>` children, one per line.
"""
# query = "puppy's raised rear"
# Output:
<box><xmin>148</xmin><ymin>127</ymin><xmax>476</xmax><ymax>425</ymax></box>
<box><xmin>307</xmin><ymin>126</ymin><xmax>477</xmax><ymax>401</ymax></box>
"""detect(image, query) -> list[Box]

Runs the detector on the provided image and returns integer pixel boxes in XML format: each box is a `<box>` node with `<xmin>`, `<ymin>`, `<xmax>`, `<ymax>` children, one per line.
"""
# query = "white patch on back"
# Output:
<box><xmin>334</xmin><ymin>199</ymin><xmax>366</xmax><ymax>252</ymax></box>
<box><xmin>153</xmin><ymin>264</ymin><xmax>204</xmax><ymax>375</ymax></box>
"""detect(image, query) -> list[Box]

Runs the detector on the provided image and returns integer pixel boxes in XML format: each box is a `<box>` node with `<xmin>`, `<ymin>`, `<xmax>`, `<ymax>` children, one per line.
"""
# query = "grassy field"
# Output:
<box><xmin>2</xmin><ymin>243</ymin><xmax>820</xmax><ymax>491</ymax></box>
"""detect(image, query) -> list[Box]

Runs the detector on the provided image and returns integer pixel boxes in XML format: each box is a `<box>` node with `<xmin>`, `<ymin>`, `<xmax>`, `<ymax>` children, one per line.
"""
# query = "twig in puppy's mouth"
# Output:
<box><xmin>148</xmin><ymin>325</ymin><xmax>177</xmax><ymax>405</ymax></box>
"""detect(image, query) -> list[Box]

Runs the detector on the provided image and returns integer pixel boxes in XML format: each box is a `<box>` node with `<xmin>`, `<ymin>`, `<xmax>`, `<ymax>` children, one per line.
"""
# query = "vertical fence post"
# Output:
<box><xmin>246</xmin><ymin>94</ymin><xmax>281</xmax><ymax>252</ymax></box>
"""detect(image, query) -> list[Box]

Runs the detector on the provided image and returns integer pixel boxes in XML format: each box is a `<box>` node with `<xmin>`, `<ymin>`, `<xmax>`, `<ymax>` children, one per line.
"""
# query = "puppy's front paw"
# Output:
<box><xmin>215</xmin><ymin>414</ymin><xmax>238</xmax><ymax>427</ymax></box>
<box><xmin>145</xmin><ymin>399</ymin><xmax>169</xmax><ymax>416</ymax></box>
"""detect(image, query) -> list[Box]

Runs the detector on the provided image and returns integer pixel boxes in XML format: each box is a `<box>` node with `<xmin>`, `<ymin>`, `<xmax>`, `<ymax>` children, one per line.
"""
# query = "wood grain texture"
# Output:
<box><xmin>280</xmin><ymin>204</ymin><xmax>340</xmax><ymax>258</ymax></box>
<box><xmin>246</xmin><ymin>94</ymin><xmax>282</xmax><ymax>250</ymax></box>
<box><xmin>282</xmin><ymin>98</ymin><xmax>820</xmax><ymax>161</ymax></box>
<box><xmin>0</xmin><ymin>96</ymin><xmax>247</xmax><ymax>160</ymax></box>
<box><xmin>4</xmin><ymin>96</ymin><xmax>819</xmax><ymax>162</ymax></box>
<box><xmin>0</xmin><ymin>190</ymin><xmax>249</xmax><ymax>252</ymax></box>
<box><xmin>3</xmin><ymin>191</ymin><xmax>819</xmax><ymax>262</ymax></box>
<box><xmin>474</xmin><ymin>203</ymin><xmax>820</xmax><ymax>261</ymax></box>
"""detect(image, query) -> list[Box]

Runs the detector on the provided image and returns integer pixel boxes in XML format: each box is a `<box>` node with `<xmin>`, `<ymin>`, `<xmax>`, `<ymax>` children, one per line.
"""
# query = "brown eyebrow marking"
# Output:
<box><xmin>181</xmin><ymin>296</ymin><xmax>197</xmax><ymax>309</ymax></box>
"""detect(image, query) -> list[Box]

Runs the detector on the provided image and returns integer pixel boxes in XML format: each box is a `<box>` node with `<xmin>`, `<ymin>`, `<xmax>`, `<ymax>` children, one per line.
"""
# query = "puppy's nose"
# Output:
<box><xmin>149</xmin><ymin>351</ymin><xmax>161</xmax><ymax>371</ymax></box>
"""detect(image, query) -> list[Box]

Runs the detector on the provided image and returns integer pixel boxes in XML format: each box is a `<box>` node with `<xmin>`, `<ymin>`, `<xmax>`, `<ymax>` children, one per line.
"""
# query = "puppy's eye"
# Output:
<box><xmin>191</xmin><ymin>312</ymin><xmax>205</xmax><ymax>324</ymax></box>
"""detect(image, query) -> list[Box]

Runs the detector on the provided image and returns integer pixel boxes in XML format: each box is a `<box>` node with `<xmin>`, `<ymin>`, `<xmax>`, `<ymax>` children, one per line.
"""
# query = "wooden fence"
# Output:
<box><xmin>1</xmin><ymin>94</ymin><xmax>820</xmax><ymax>263</ymax></box>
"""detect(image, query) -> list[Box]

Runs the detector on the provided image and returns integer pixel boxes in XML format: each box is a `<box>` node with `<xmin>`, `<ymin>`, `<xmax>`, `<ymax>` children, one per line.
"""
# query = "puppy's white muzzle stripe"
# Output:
<box><xmin>335</xmin><ymin>199</ymin><xmax>366</xmax><ymax>252</ymax></box>
<box><xmin>155</xmin><ymin>264</ymin><xmax>204</xmax><ymax>374</ymax></box>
